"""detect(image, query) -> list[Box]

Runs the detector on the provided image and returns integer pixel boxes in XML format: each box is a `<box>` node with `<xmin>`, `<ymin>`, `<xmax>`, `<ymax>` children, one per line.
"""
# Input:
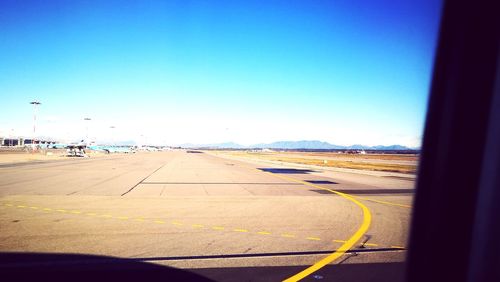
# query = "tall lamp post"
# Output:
<box><xmin>30</xmin><ymin>101</ymin><xmax>41</xmax><ymax>151</ymax></box>
<box><xmin>84</xmin><ymin>117</ymin><xmax>91</xmax><ymax>145</ymax></box>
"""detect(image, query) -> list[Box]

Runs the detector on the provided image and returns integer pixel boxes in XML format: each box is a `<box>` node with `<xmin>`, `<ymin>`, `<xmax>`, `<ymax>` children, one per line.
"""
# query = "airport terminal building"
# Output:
<box><xmin>0</xmin><ymin>136</ymin><xmax>56</xmax><ymax>147</ymax></box>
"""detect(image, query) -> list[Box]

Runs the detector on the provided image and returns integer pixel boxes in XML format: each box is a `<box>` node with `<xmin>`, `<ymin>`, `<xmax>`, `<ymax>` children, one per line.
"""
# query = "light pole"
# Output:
<box><xmin>30</xmin><ymin>101</ymin><xmax>41</xmax><ymax>151</ymax></box>
<box><xmin>84</xmin><ymin>117</ymin><xmax>91</xmax><ymax>145</ymax></box>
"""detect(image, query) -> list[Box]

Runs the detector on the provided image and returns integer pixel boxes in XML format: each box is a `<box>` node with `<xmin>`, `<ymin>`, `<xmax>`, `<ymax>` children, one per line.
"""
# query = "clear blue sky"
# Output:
<box><xmin>0</xmin><ymin>0</ymin><xmax>442</xmax><ymax>147</ymax></box>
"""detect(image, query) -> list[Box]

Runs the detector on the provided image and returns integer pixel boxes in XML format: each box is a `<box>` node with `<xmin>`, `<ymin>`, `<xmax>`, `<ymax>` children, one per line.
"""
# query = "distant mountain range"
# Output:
<box><xmin>179</xmin><ymin>140</ymin><xmax>417</xmax><ymax>150</ymax></box>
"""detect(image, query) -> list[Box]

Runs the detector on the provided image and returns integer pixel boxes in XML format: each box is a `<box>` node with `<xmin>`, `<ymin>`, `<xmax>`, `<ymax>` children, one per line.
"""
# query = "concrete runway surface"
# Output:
<box><xmin>0</xmin><ymin>151</ymin><xmax>414</xmax><ymax>281</ymax></box>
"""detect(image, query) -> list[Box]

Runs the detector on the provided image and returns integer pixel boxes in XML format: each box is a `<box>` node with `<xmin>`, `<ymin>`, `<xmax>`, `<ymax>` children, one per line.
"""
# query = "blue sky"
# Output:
<box><xmin>0</xmin><ymin>0</ymin><xmax>442</xmax><ymax>146</ymax></box>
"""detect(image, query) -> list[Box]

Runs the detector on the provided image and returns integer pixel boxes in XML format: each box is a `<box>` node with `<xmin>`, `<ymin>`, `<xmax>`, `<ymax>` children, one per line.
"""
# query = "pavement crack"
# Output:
<box><xmin>336</xmin><ymin>252</ymin><xmax>359</xmax><ymax>265</ymax></box>
<box><xmin>121</xmin><ymin>163</ymin><xmax>167</xmax><ymax>196</ymax></box>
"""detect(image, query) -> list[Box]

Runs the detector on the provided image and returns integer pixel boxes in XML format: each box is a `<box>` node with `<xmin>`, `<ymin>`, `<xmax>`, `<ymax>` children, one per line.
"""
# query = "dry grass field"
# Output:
<box><xmin>221</xmin><ymin>151</ymin><xmax>418</xmax><ymax>174</ymax></box>
<box><xmin>287</xmin><ymin>151</ymin><xmax>419</xmax><ymax>161</ymax></box>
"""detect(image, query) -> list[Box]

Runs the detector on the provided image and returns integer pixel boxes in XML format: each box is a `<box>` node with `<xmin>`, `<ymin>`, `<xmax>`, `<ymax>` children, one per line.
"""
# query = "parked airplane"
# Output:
<box><xmin>88</xmin><ymin>145</ymin><xmax>135</xmax><ymax>154</ymax></box>
<box><xmin>49</xmin><ymin>141</ymin><xmax>135</xmax><ymax>156</ymax></box>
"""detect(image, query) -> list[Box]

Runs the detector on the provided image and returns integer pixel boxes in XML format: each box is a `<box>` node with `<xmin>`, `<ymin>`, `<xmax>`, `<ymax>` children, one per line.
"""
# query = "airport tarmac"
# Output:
<box><xmin>0</xmin><ymin>151</ymin><xmax>413</xmax><ymax>281</ymax></box>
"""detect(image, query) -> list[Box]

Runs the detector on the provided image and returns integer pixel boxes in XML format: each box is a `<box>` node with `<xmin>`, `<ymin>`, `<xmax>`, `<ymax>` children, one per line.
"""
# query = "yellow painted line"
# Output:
<box><xmin>17</xmin><ymin>205</ymin><xmax>26</xmax><ymax>208</ymax></box>
<box><xmin>29</xmin><ymin>206</ymin><xmax>39</xmax><ymax>209</ymax></box>
<box><xmin>257</xmin><ymin>231</ymin><xmax>272</xmax><ymax>235</ymax></box>
<box><xmin>116</xmin><ymin>216</ymin><xmax>129</xmax><ymax>220</ymax></box>
<box><xmin>254</xmin><ymin>171</ymin><xmax>372</xmax><ymax>282</ymax></box>
<box><xmin>6</xmin><ymin>201</ymin><xmax>400</xmax><ymax>256</ymax></box>
<box><xmin>354</xmin><ymin>196</ymin><xmax>412</xmax><ymax>208</ymax></box>
<box><xmin>364</xmin><ymin>243</ymin><xmax>378</xmax><ymax>247</ymax></box>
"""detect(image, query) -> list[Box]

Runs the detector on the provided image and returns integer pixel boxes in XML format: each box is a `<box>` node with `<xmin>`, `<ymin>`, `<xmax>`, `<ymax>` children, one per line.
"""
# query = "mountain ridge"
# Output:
<box><xmin>179</xmin><ymin>140</ymin><xmax>418</xmax><ymax>150</ymax></box>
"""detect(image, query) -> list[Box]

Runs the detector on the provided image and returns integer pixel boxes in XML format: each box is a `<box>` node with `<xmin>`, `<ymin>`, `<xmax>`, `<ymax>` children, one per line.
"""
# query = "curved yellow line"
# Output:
<box><xmin>207</xmin><ymin>156</ymin><xmax>374</xmax><ymax>281</ymax></box>
<box><xmin>284</xmin><ymin>192</ymin><xmax>371</xmax><ymax>281</ymax></box>
<box><xmin>258</xmin><ymin>173</ymin><xmax>372</xmax><ymax>282</ymax></box>
<box><xmin>214</xmin><ymin>151</ymin><xmax>409</xmax><ymax>209</ymax></box>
